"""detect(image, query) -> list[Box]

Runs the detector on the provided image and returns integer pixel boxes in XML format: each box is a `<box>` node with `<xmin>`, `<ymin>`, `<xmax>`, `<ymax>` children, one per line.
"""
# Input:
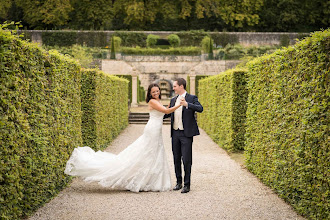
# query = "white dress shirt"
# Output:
<box><xmin>173</xmin><ymin>92</ymin><xmax>187</xmax><ymax>130</ymax></box>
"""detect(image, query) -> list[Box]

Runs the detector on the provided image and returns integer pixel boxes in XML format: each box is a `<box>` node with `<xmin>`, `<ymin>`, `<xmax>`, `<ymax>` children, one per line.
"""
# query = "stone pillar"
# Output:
<box><xmin>190</xmin><ymin>73</ymin><xmax>196</xmax><ymax>95</ymax></box>
<box><xmin>131</xmin><ymin>70</ymin><xmax>138</xmax><ymax>107</ymax></box>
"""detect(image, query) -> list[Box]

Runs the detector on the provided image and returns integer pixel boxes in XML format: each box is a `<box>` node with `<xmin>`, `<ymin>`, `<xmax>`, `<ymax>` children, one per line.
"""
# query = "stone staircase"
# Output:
<box><xmin>129</xmin><ymin>112</ymin><xmax>171</xmax><ymax>125</ymax></box>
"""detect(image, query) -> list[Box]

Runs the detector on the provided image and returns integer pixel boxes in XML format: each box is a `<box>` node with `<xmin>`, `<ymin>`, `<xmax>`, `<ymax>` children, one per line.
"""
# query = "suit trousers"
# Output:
<box><xmin>172</xmin><ymin>129</ymin><xmax>193</xmax><ymax>187</ymax></box>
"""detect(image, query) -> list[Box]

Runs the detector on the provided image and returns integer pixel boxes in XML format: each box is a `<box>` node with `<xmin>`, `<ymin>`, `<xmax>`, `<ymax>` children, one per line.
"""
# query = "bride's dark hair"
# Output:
<box><xmin>146</xmin><ymin>83</ymin><xmax>161</xmax><ymax>103</ymax></box>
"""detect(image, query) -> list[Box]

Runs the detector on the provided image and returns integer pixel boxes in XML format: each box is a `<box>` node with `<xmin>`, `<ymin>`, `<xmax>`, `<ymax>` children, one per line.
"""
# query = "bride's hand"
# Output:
<box><xmin>180</xmin><ymin>98</ymin><xmax>188</xmax><ymax>107</ymax></box>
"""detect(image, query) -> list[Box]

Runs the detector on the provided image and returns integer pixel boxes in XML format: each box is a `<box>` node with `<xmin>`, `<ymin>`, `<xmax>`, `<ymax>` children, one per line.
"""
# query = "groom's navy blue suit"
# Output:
<box><xmin>164</xmin><ymin>93</ymin><xmax>203</xmax><ymax>187</ymax></box>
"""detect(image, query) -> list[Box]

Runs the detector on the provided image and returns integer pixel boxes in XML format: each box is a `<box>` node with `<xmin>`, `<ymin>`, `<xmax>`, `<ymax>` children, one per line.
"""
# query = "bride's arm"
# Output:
<box><xmin>149</xmin><ymin>99</ymin><xmax>181</xmax><ymax>114</ymax></box>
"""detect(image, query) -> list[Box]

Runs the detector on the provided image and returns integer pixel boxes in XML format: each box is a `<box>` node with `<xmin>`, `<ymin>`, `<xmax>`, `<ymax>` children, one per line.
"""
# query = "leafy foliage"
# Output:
<box><xmin>198</xmin><ymin>69</ymin><xmax>248</xmax><ymax>152</ymax></box>
<box><xmin>245</xmin><ymin>29</ymin><xmax>330</xmax><ymax>219</ymax></box>
<box><xmin>110</xmin><ymin>36</ymin><xmax>116</xmax><ymax>59</ymax></box>
<box><xmin>15</xmin><ymin>0</ymin><xmax>73</xmax><ymax>29</ymax></box>
<box><xmin>76</xmin><ymin>31</ymin><xmax>108</xmax><ymax>47</ymax></box>
<box><xmin>167</xmin><ymin>34</ymin><xmax>180</xmax><ymax>47</ymax></box>
<box><xmin>42</xmin><ymin>31</ymin><xmax>77</xmax><ymax>47</ymax></box>
<box><xmin>115</xmin><ymin>75</ymin><xmax>132</xmax><ymax>103</ymax></box>
<box><xmin>120</xmin><ymin>46</ymin><xmax>201</xmax><ymax>55</ymax></box>
<box><xmin>216</xmin><ymin>44</ymin><xmax>279</xmax><ymax>60</ymax></box>
<box><xmin>210</xmin><ymin>32</ymin><xmax>239</xmax><ymax>48</ymax></box>
<box><xmin>177</xmin><ymin>30</ymin><xmax>208</xmax><ymax>46</ymax></box>
<box><xmin>195</xmin><ymin>75</ymin><xmax>209</xmax><ymax>96</ymax></box>
<box><xmin>0</xmin><ymin>28</ymin><xmax>82</xmax><ymax>219</ymax></box>
<box><xmin>0</xmin><ymin>26</ymin><xmax>129</xmax><ymax>219</ymax></box>
<box><xmin>147</xmin><ymin>34</ymin><xmax>160</xmax><ymax>48</ymax></box>
<box><xmin>111</xmin><ymin>36</ymin><xmax>122</xmax><ymax>50</ymax></box>
<box><xmin>201</xmin><ymin>36</ymin><xmax>213</xmax><ymax>53</ymax></box>
<box><xmin>114</xmin><ymin>31</ymin><xmax>147</xmax><ymax>47</ymax></box>
<box><xmin>2</xmin><ymin>0</ymin><xmax>329</xmax><ymax>32</ymax></box>
<box><xmin>81</xmin><ymin>70</ymin><xmax>129</xmax><ymax>150</ymax></box>
<box><xmin>279</xmin><ymin>34</ymin><xmax>290</xmax><ymax>47</ymax></box>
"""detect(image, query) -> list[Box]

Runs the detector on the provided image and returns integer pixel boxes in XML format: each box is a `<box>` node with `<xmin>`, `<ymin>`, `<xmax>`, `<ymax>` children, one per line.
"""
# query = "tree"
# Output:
<box><xmin>113</xmin><ymin>0</ymin><xmax>161</xmax><ymax>30</ymax></box>
<box><xmin>16</xmin><ymin>0</ymin><xmax>73</xmax><ymax>29</ymax></box>
<box><xmin>208</xmin><ymin>37</ymin><xmax>213</xmax><ymax>60</ymax></box>
<box><xmin>70</xmin><ymin>0</ymin><xmax>113</xmax><ymax>30</ymax></box>
<box><xmin>110</xmin><ymin>35</ymin><xmax>116</xmax><ymax>59</ymax></box>
<box><xmin>0</xmin><ymin>0</ymin><xmax>12</xmax><ymax>20</ymax></box>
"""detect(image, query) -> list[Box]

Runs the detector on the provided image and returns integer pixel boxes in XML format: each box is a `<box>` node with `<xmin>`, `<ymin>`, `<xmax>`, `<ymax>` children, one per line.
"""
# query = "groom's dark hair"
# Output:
<box><xmin>175</xmin><ymin>78</ymin><xmax>186</xmax><ymax>89</ymax></box>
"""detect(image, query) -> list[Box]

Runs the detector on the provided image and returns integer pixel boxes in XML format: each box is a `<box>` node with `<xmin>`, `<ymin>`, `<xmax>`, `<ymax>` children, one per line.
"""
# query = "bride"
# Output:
<box><xmin>64</xmin><ymin>83</ymin><xmax>182</xmax><ymax>192</ymax></box>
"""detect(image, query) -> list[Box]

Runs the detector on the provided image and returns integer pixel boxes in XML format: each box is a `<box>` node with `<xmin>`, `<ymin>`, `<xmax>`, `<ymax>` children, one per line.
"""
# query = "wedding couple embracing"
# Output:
<box><xmin>65</xmin><ymin>78</ymin><xmax>203</xmax><ymax>194</ymax></box>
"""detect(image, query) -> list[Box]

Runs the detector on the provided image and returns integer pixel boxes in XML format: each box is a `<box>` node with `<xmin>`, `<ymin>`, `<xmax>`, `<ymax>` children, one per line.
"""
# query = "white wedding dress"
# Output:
<box><xmin>64</xmin><ymin>110</ymin><xmax>171</xmax><ymax>192</ymax></box>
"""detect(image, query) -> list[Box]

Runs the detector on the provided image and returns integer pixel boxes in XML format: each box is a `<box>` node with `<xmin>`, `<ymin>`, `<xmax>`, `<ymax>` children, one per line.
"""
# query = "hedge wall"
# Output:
<box><xmin>115</xmin><ymin>75</ymin><xmax>132</xmax><ymax>103</ymax></box>
<box><xmin>195</xmin><ymin>75</ymin><xmax>209</xmax><ymax>96</ymax></box>
<box><xmin>42</xmin><ymin>31</ymin><xmax>77</xmax><ymax>47</ymax></box>
<box><xmin>120</xmin><ymin>46</ymin><xmax>201</xmax><ymax>56</ymax></box>
<box><xmin>81</xmin><ymin>70</ymin><xmax>129</xmax><ymax>150</ymax></box>
<box><xmin>76</xmin><ymin>31</ymin><xmax>108</xmax><ymax>47</ymax></box>
<box><xmin>114</xmin><ymin>31</ymin><xmax>147</xmax><ymax>47</ymax></box>
<box><xmin>177</xmin><ymin>30</ymin><xmax>208</xmax><ymax>46</ymax></box>
<box><xmin>198</xmin><ymin>69</ymin><xmax>248</xmax><ymax>152</ymax></box>
<box><xmin>245</xmin><ymin>29</ymin><xmax>329</xmax><ymax>219</ymax></box>
<box><xmin>0</xmin><ymin>30</ymin><xmax>82</xmax><ymax>219</ymax></box>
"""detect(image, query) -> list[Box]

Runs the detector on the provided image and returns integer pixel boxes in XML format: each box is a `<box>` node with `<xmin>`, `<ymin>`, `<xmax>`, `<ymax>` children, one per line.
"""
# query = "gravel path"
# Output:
<box><xmin>29</xmin><ymin>125</ymin><xmax>305</xmax><ymax>220</ymax></box>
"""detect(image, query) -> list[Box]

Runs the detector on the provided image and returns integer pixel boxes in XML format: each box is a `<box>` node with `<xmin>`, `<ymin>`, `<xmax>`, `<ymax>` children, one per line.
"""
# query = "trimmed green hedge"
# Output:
<box><xmin>198</xmin><ymin>69</ymin><xmax>248</xmax><ymax>152</ymax></box>
<box><xmin>42</xmin><ymin>31</ymin><xmax>108</xmax><ymax>47</ymax></box>
<box><xmin>245</xmin><ymin>29</ymin><xmax>330</xmax><ymax>219</ymax></box>
<box><xmin>115</xmin><ymin>75</ymin><xmax>132</xmax><ymax>103</ymax></box>
<box><xmin>42</xmin><ymin>31</ymin><xmax>77</xmax><ymax>47</ymax></box>
<box><xmin>76</xmin><ymin>31</ymin><xmax>108</xmax><ymax>47</ymax></box>
<box><xmin>210</xmin><ymin>32</ymin><xmax>239</xmax><ymax>48</ymax></box>
<box><xmin>137</xmin><ymin>76</ymin><xmax>145</xmax><ymax>103</ymax></box>
<box><xmin>120</xmin><ymin>46</ymin><xmax>201</xmax><ymax>55</ymax></box>
<box><xmin>114</xmin><ymin>31</ymin><xmax>147</xmax><ymax>47</ymax></box>
<box><xmin>81</xmin><ymin>69</ymin><xmax>129</xmax><ymax>150</ymax></box>
<box><xmin>195</xmin><ymin>75</ymin><xmax>209</xmax><ymax>96</ymax></box>
<box><xmin>177</xmin><ymin>30</ymin><xmax>208</xmax><ymax>46</ymax></box>
<box><xmin>0</xmin><ymin>29</ymin><xmax>82</xmax><ymax>219</ymax></box>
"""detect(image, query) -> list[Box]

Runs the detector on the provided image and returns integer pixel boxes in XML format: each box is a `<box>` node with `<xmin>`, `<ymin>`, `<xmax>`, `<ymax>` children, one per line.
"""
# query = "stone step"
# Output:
<box><xmin>129</xmin><ymin>112</ymin><xmax>171</xmax><ymax>124</ymax></box>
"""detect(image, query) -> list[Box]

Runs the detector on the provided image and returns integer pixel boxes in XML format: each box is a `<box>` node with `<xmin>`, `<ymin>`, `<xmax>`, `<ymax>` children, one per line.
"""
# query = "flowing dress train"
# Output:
<box><xmin>64</xmin><ymin>110</ymin><xmax>171</xmax><ymax>192</ymax></box>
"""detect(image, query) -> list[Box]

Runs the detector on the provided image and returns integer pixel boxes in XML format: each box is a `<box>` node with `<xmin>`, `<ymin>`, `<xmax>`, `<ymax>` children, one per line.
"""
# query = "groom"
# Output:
<box><xmin>164</xmin><ymin>78</ymin><xmax>203</xmax><ymax>193</ymax></box>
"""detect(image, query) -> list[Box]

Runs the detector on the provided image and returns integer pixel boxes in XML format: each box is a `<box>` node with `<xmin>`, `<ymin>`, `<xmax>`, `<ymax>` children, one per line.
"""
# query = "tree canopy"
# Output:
<box><xmin>0</xmin><ymin>0</ymin><xmax>328</xmax><ymax>32</ymax></box>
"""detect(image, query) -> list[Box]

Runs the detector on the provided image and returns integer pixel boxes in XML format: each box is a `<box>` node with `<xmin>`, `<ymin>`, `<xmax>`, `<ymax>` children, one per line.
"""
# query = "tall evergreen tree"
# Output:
<box><xmin>208</xmin><ymin>37</ymin><xmax>213</xmax><ymax>60</ymax></box>
<box><xmin>110</xmin><ymin>35</ymin><xmax>116</xmax><ymax>59</ymax></box>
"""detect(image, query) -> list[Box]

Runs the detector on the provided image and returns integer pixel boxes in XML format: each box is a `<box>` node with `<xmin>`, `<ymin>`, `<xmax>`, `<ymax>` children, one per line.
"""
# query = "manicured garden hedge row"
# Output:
<box><xmin>195</xmin><ymin>75</ymin><xmax>209</xmax><ymax>96</ymax></box>
<box><xmin>115</xmin><ymin>75</ymin><xmax>132</xmax><ymax>103</ymax></box>
<box><xmin>113</xmin><ymin>31</ymin><xmax>147</xmax><ymax>47</ymax></box>
<box><xmin>40</xmin><ymin>31</ymin><xmax>146</xmax><ymax>48</ymax></box>
<box><xmin>39</xmin><ymin>31</ymin><xmax>240</xmax><ymax>48</ymax></box>
<box><xmin>42</xmin><ymin>31</ymin><xmax>77</xmax><ymax>46</ymax></box>
<box><xmin>42</xmin><ymin>31</ymin><xmax>108</xmax><ymax>47</ymax></box>
<box><xmin>0</xmin><ymin>29</ymin><xmax>82</xmax><ymax>219</ymax></box>
<box><xmin>81</xmin><ymin>69</ymin><xmax>129</xmax><ymax>150</ymax></box>
<box><xmin>198</xmin><ymin>69</ymin><xmax>248</xmax><ymax>152</ymax></box>
<box><xmin>245</xmin><ymin>29</ymin><xmax>329</xmax><ymax>219</ymax></box>
<box><xmin>120</xmin><ymin>46</ymin><xmax>201</xmax><ymax>55</ymax></box>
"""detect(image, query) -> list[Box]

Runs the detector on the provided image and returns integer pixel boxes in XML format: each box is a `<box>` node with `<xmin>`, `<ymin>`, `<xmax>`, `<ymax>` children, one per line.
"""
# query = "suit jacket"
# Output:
<box><xmin>164</xmin><ymin>93</ymin><xmax>203</xmax><ymax>137</ymax></box>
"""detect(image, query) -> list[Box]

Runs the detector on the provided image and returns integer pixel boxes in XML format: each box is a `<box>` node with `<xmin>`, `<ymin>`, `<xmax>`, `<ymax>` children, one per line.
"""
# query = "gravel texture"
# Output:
<box><xmin>29</xmin><ymin>125</ymin><xmax>305</xmax><ymax>220</ymax></box>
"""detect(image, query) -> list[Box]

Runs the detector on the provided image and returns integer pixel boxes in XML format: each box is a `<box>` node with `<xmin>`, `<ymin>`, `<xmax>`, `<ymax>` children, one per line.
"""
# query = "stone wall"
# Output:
<box><xmin>101</xmin><ymin>58</ymin><xmax>238</xmax><ymax>89</ymax></box>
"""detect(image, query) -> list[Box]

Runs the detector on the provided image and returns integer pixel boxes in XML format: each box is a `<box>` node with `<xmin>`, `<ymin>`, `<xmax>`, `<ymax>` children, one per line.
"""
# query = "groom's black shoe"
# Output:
<box><xmin>173</xmin><ymin>184</ymin><xmax>182</xmax><ymax>190</ymax></box>
<box><xmin>181</xmin><ymin>185</ymin><xmax>190</xmax><ymax>193</ymax></box>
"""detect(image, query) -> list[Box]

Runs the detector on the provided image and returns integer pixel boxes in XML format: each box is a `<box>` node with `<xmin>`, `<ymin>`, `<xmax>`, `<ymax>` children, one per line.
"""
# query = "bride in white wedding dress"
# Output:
<box><xmin>64</xmin><ymin>83</ymin><xmax>182</xmax><ymax>192</ymax></box>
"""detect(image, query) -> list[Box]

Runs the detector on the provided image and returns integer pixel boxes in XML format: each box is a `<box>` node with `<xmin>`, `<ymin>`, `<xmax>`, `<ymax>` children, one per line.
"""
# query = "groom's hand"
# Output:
<box><xmin>180</xmin><ymin>98</ymin><xmax>188</xmax><ymax>107</ymax></box>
